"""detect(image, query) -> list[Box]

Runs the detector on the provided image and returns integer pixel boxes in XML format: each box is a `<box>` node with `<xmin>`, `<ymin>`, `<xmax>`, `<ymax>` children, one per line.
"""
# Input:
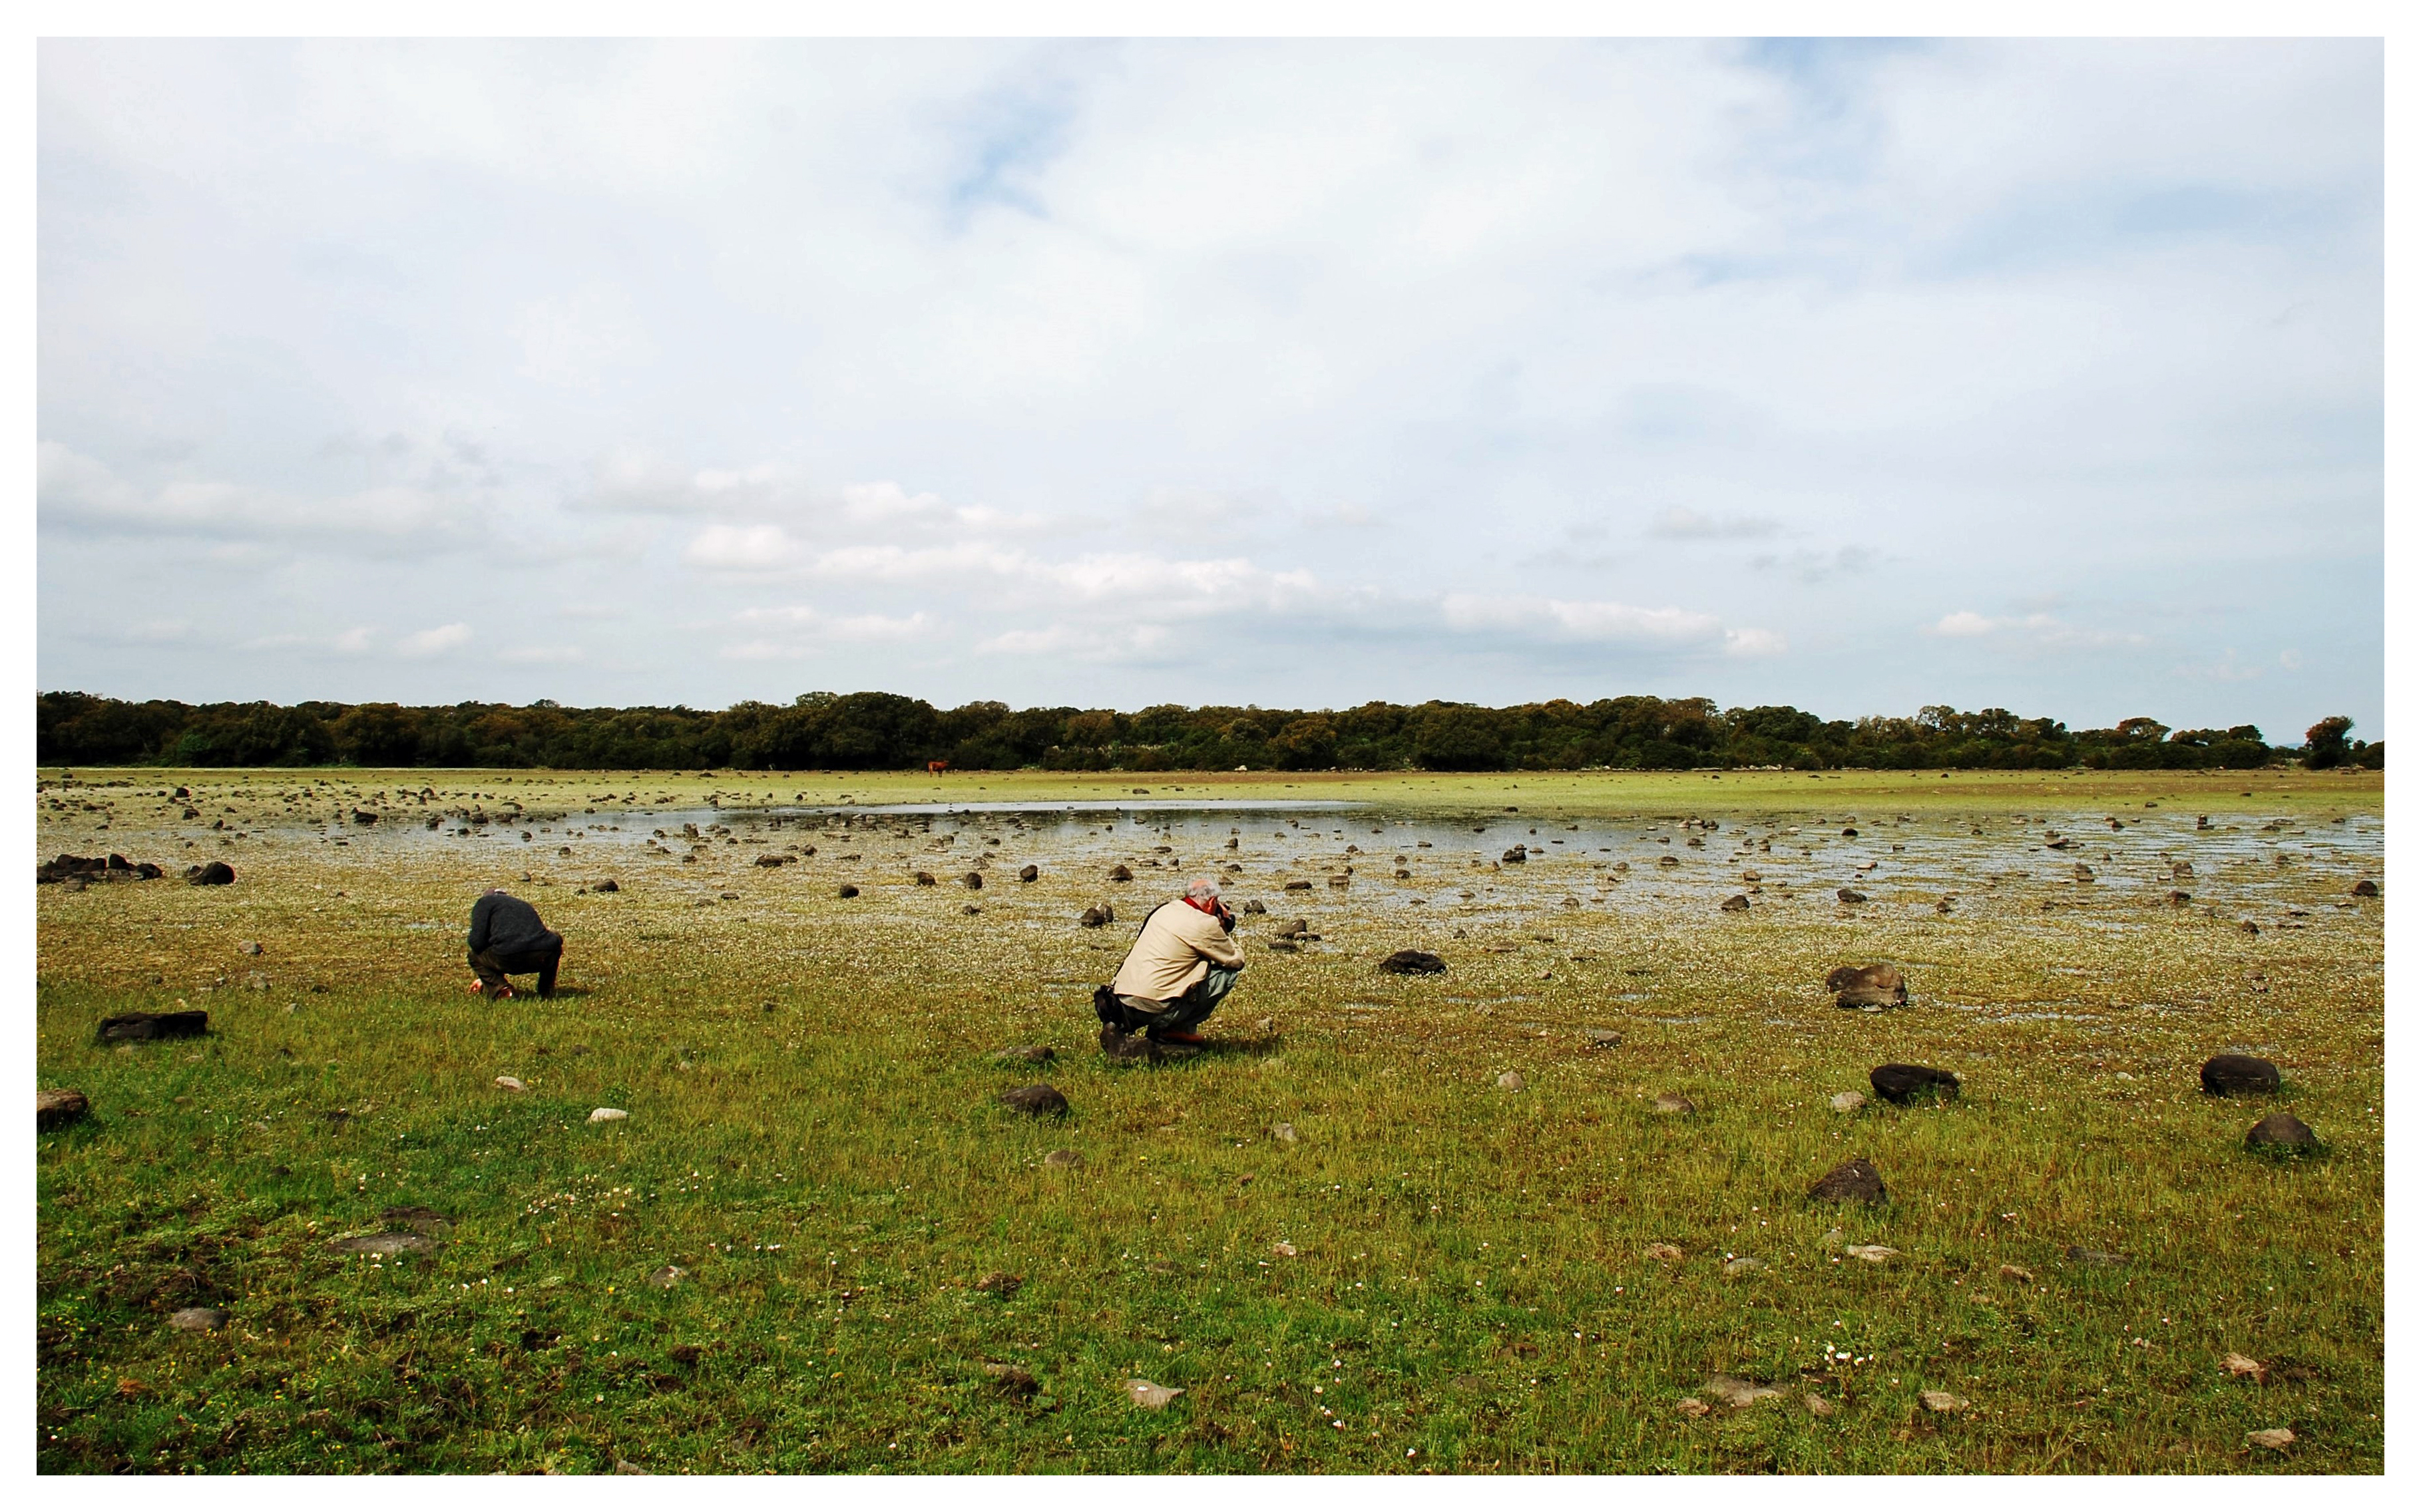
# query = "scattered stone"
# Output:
<box><xmin>2065</xmin><ymin>1246</ymin><xmax>2127</xmax><ymax>1267</ymax></box>
<box><xmin>1676</xmin><ymin>1397</ymin><xmax>1711</xmax><ymax>1419</ymax></box>
<box><xmin>1271</xmin><ymin>1241</ymin><xmax>1299</xmax><ymax>1257</ymax></box>
<box><xmin>1999</xmin><ymin>1264</ymin><xmax>2034</xmax><ymax>1282</ymax></box>
<box><xmin>961</xmin><ymin>871</ymin><xmax>984</xmax><ymax>888</ymax></box>
<box><xmin>1809</xmin><ymin>1157</ymin><xmax>1886</xmax><ymax>1204</ymax></box>
<box><xmin>754</xmin><ymin>854</ymin><xmax>790</xmax><ymax>867</ymax></box>
<box><xmin>2201</xmin><ymin>1054</ymin><xmax>2281</xmax><ymax>1096</ymax></box>
<box><xmin>2351</xmin><ymin>878</ymin><xmax>2378</xmax><ymax>897</ymax></box>
<box><xmin>593</xmin><ymin>879</ymin><xmax>620</xmax><ymax>893</ymax></box>
<box><xmin>1078</xmin><ymin>904</ymin><xmax>1113</xmax><ymax>928</ymax></box>
<box><xmin>95</xmin><ymin>1010</ymin><xmax>208</xmax><ymax>1045</ymax></box>
<box><xmin>1125</xmin><ymin>1378</ymin><xmax>1184</xmax><ymax>1410</ymax></box>
<box><xmin>169</xmin><ymin>1307</ymin><xmax>229</xmax><ymax>1332</ymax></box>
<box><xmin>1377</xmin><ymin>950</ymin><xmax>1446</xmax><ymax>976</ymax></box>
<box><xmin>994</xmin><ymin>1045</ymin><xmax>1056</xmax><ymax>1064</ymax></box>
<box><xmin>1656</xmin><ymin>854</ymin><xmax>1680</xmax><ymax>868</ymax></box>
<box><xmin>1836</xmin><ymin>888</ymin><xmax>1867</xmax><ymax>904</ymax></box>
<box><xmin>1000</xmin><ymin>1085</ymin><xmax>1070</xmax><ymax>1118</ymax></box>
<box><xmin>1272</xmin><ymin>1122</ymin><xmax>1298</xmax><ymax>1143</ymax></box>
<box><xmin>1829</xmin><ymin>1091</ymin><xmax>1867</xmax><ymax>1114</ymax></box>
<box><xmin>1803</xmin><ymin>1393</ymin><xmax>1835</xmax><ymax>1418</ymax></box>
<box><xmin>1827</xmin><ymin>964</ymin><xmax>1907</xmax><ymax>1010</ymax></box>
<box><xmin>1018</xmin><ymin>864</ymin><xmax>1040</xmax><ymax>882</ymax></box>
<box><xmin>187</xmin><ymin>861</ymin><xmax>236</xmax><ymax>886</ymax></box>
<box><xmin>1042</xmin><ymin>1149</ymin><xmax>1084</xmax><ymax>1169</ymax></box>
<box><xmin>1703</xmin><ymin>1375</ymin><xmax>1781</xmax><ymax>1408</ymax></box>
<box><xmin>38</xmin><ymin>1088</ymin><xmax>91</xmax><ymax>1131</ymax></box>
<box><xmin>1496</xmin><ymin>1071</ymin><xmax>1526</xmax><ymax>1091</ymax></box>
<box><xmin>1722</xmin><ymin>1256</ymin><xmax>1766</xmax><ymax>1276</ymax></box>
<box><xmin>975</xmin><ymin>1271</ymin><xmax>1023</xmax><ymax>1298</ymax></box>
<box><xmin>1109</xmin><ymin>865</ymin><xmax>1134</xmax><ymax>882</ymax></box>
<box><xmin>1283</xmin><ymin>878</ymin><xmax>1313</xmax><ymax>890</ymax></box>
<box><xmin>1720</xmin><ymin>894</ymin><xmax>1750</xmax><ymax>912</ymax></box>
<box><xmin>328</xmin><ymin>1232</ymin><xmax>436</xmax><ymax>1256</ymax></box>
<box><xmin>837</xmin><ymin>884</ymin><xmax>860</xmax><ymax>898</ymax></box>
<box><xmin>649</xmin><ymin>1266</ymin><xmax>684</xmax><ymax>1289</ymax></box>
<box><xmin>493</xmin><ymin>1075</ymin><xmax>527</xmax><ymax>1092</ymax></box>
<box><xmin>2225</xmin><ymin>1352</ymin><xmax>2267</xmax><ymax>1382</ymax></box>
<box><xmin>2246</xmin><ymin>1111</ymin><xmax>2320</xmax><ymax>1151</ymax></box>
<box><xmin>1239</xmin><ymin>899</ymin><xmax>1266</xmax><ymax>915</ymax></box>
<box><xmin>587</xmin><ymin>1107</ymin><xmax>629</xmax><ymax>1124</ymax></box>
<box><xmin>2168</xmin><ymin>890</ymin><xmax>2193</xmax><ymax>906</ymax></box>
<box><xmin>238</xmin><ymin>941</ymin><xmax>262</xmax><ymax>956</ymax></box>
<box><xmin>614</xmin><ymin>1461</ymin><xmax>650</xmax><ymax>1475</ymax></box>
<box><xmin>1642</xmin><ymin>1242</ymin><xmax>1685</xmax><ymax>1262</ymax></box>
<box><xmin>1870</xmin><ymin>1063</ymin><xmax>1959</xmax><ymax>1104</ymax></box>
<box><xmin>1652</xmin><ymin>1093</ymin><xmax>1695</xmax><ymax>1115</ymax></box>
<box><xmin>2073</xmin><ymin>863</ymin><xmax>2095</xmax><ymax>882</ymax></box>
<box><xmin>1918</xmin><ymin>1390</ymin><xmax>1969</xmax><ymax>1413</ymax></box>
<box><xmin>2239</xmin><ymin>920</ymin><xmax>2261</xmax><ymax>936</ymax></box>
<box><xmin>984</xmin><ymin>1362</ymin><xmax>1040</xmax><ymax>1398</ymax></box>
<box><xmin>380</xmin><ymin>1205</ymin><xmax>452</xmax><ymax>1236</ymax></box>
<box><xmin>1098</xmin><ymin>1026</ymin><xmax>1194</xmax><ymax>1064</ymax></box>
<box><xmin>1584</xmin><ymin>1028</ymin><xmax>1623</xmax><ymax>1047</ymax></box>
<box><xmin>913</xmin><ymin>871</ymin><xmax>937</xmax><ymax>886</ymax></box>
<box><xmin>2247</xmin><ymin>1427</ymin><xmax>2295</xmax><ymax>1451</ymax></box>
<box><xmin>1845</xmin><ymin>1244</ymin><xmax>1900</xmax><ymax>1264</ymax></box>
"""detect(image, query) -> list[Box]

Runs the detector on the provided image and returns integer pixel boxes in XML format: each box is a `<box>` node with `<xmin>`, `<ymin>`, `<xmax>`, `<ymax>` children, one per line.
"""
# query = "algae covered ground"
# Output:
<box><xmin>33</xmin><ymin>765</ymin><xmax>2385</xmax><ymax>1473</ymax></box>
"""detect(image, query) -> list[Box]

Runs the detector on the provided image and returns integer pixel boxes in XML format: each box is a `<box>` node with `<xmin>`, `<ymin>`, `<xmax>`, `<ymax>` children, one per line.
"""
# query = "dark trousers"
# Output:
<box><xmin>469</xmin><ymin>935</ymin><xmax>562</xmax><ymax>998</ymax></box>
<box><xmin>1115</xmin><ymin>965</ymin><xmax>1241</xmax><ymax>1039</ymax></box>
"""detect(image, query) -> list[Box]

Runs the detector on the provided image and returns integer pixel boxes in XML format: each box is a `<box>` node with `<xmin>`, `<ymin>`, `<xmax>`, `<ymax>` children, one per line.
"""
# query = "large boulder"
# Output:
<box><xmin>186</xmin><ymin>861</ymin><xmax>236</xmax><ymax>886</ymax></box>
<box><xmin>1377</xmin><ymin>950</ymin><xmax>1446</xmax><ymax>976</ymax></box>
<box><xmin>2246</xmin><ymin>1112</ymin><xmax>2320</xmax><ymax>1151</ymax></box>
<box><xmin>1000</xmin><ymin>1085</ymin><xmax>1070</xmax><ymax>1118</ymax></box>
<box><xmin>2200</xmin><ymin>1054</ymin><xmax>2281</xmax><ymax>1096</ymax></box>
<box><xmin>37</xmin><ymin>1089</ymin><xmax>91</xmax><ymax>1131</ymax></box>
<box><xmin>1827</xmin><ymin>964</ymin><xmax>1907</xmax><ymax>1010</ymax></box>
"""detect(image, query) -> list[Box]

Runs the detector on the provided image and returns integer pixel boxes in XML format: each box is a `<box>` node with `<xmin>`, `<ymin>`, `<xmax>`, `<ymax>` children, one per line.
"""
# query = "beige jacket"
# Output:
<box><xmin>1111</xmin><ymin>898</ymin><xmax>1246</xmax><ymax>1002</ymax></box>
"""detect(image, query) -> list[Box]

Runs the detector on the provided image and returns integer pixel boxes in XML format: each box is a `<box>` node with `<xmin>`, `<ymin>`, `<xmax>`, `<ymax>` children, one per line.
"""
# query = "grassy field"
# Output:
<box><xmin>34</xmin><ymin>765</ymin><xmax>2384</xmax><ymax>1473</ymax></box>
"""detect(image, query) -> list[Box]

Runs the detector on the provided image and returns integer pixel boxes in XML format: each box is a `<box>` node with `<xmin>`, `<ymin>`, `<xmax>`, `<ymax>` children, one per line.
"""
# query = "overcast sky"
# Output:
<box><xmin>37</xmin><ymin>38</ymin><xmax>2382</xmax><ymax>739</ymax></box>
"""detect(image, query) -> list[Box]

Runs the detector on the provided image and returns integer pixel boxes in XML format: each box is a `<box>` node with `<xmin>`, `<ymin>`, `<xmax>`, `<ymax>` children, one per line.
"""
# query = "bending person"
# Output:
<box><xmin>1106</xmin><ymin>876</ymin><xmax>1245</xmax><ymax>1045</ymax></box>
<box><xmin>466</xmin><ymin>886</ymin><xmax>562</xmax><ymax>1000</ymax></box>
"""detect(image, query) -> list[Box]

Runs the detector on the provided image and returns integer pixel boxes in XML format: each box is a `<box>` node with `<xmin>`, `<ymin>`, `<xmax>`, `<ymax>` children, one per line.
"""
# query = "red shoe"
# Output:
<box><xmin>1152</xmin><ymin>1030</ymin><xmax>1208</xmax><ymax>1046</ymax></box>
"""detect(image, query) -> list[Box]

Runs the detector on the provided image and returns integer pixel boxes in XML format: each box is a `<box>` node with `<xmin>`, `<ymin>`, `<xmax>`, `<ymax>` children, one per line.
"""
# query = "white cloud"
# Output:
<box><xmin>501</xmin><ymin>645</ymin><xmax>586</xmax><ymax>663</ymax></box>
<box><xmin>38</xmin><ymin>443</ymin><xmax>485</xmax><ymax>548</ymax></box>
<box><xmin>1723</xmin><ymin>628</ymin><xmax>1787</xmax><ymax>657</ymax></box>
<box><xmin>399</xmin><ymin>622</ymin><xmax>471</xmax><ymax>656</ymax></box>
<box><xmin>1442</xmin><ymin>593</ymin><xmax>1725</xmax><ymax>645</ymax></box>
<box><xmin>1926</xmin><ymin>610</ymin><xmax>2145</xmax><ymax>650</ymax></box>
<box><xmin>1651</xmin><ymin>507</ymin><xmax>1779</xmax><ymax>540</ymax></box>
<box><xmin>1932</xmin><ymin>610</ymin><xmax>1998</xmax><ymax>637</ymax></box>
<box><xmin>686</xmin><ymin>523</ymin><xmax>803</xmax><ymax>571</ymax></box>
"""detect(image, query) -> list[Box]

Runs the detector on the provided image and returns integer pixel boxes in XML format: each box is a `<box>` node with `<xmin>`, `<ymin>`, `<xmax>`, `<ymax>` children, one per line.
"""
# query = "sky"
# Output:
<box><xmin>36</xmin><ymin>38</ymin><xmax>2384</xmax><ymax>741</ymax></box>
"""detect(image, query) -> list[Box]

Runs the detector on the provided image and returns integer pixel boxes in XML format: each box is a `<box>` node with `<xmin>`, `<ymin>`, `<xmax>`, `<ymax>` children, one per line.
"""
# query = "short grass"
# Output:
<box><xmin>35</xmin><ymin>767</ymin><xmax>2384</xmax><ymax>1473</ymax></box>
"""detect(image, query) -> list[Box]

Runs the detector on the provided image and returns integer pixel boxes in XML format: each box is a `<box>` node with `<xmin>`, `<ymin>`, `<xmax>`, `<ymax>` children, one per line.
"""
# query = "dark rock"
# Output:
<box><xmin>2168</xmin><ymin>890</ymin><xmax>2192</xmax><ymax>906</ymax></box>
<box><xmin>38</xmin><ymin>1088</ymin><xmax>91</xmax><ymax>1131</ymax></box>
<box><xmin>1078</xmin><ymin>904</ymin><xmax>1113</xmax><ymax>927</ymax></box>
<box><xmin>2351</xmin><ymin>879</ymin><xmax>2378</xmax><ymax>897</ymax></box>
<box><xmin>1265</xmin><ymin>940</ymin><xmax>1299</xmax><ymax>953</ymax></box>
<box><xmin>1871</xmin><ymin>1063</ymin><xmax>1959</xmax><ymax>1104</ymax></box>
<box><xmin>754</xmin><ymin>854</ymin><xmax>791</xmax><ymax>867</ymax></box>
<box><xmin>1098</xmin><ymin>1025</ymin><xmax>1197</xmax><ymax>1064</ymax></box>
<box><xmin>1018</xmin><ymin>864</ymin><xmax>1039</xmax><ymax>882</ymax></box>
<box><xmin>352</xmin><ymin>810</ymin><xmax>378</xmax><ymax>825</ymax></box>
<box><xmin>186</xmin><ymin>861</ymin><xmax>236</xmax><ymax>886</ymax></box>
<box><xmin>2200</xmin><ymin>1054</ymin><xmax>2281</xmax><ymax>1097</ymax></box>
<box><xmin>999</xmin><ymin>1085</ymin><xmax>1070</xmax><ymax>1118</ymax></box>
<box><xmin>1283</xmin><ymin>878</ymin><xmax>1313</xmax><ymax>890</ymax></box>
<box><xmin>961</xmin><ymin>872</ymin><xmax>984</xmax><ymax>889</ymax></box>
<box><xmin>837</xmin><ymin>884</ymin><xmax>861</xmax><ymax>898</ymax></box>
<box><xmin>983</xmin><ymin>1362</ymin><xmax>1040</xmax><ymax>1398</ymax></box>
<box><xmin>913</xmin><ymin>871</ymin><xmax>937</xmax><ymax>886</ymax></box>
<box><xmin>1836</xmin><ymin>888</ymin><xmax>1868</xmax><ymax>904</ymax></box>
<box><xmin>1377</xmin><ymin>950</ymin><xmax>1446</xmax><ymax>976</ymax></box>
<box><xmin>1720</xmin><ymin>894</ymin><xmax>1750</xmax><ymax>912</ymax></box>
<box><xmin>1501</xmin><ymin>847</ymin><xmax>1527</xmax><ymax>864</ymax></box>
<box><xmin>593</xmin><ymin>878</ymin><xmax>619</xmax><ymax>892</ymax></box>
<box><xmin>379</xmin><ymin>1205</ymin><xmax>453</xmax><ymax>1236</ymax></box>
<box><xmin>1106</xmin><ymin>864</ymin><xmax>1134</xmax><ymax>882</ymax></box>
<box><xmin>1239</xmin><ymin>898</ymin><xmax>1265</xmax><ymax>914</ymax></box>
<box><xmin>1841</xmin><ymin>827</ymin><xmax>1859</xmax><ymax>838</ymax></box>
<box><xmin>975</xmin><ymin>1270</ymin><xmax>1023</xmax><ymax>1298</ymax></box>
<box><xmin>169</xmin><ymin>1306</ymin><xmax>230</xmax><ymax>1332</ymax></box>
<box><xmin>2246</xmin><ymin>1112</ymin><xmax>2320</xmax><ymax>1151</ymax></box>
<box><xmin>95</xmin><ymin>1010</ymin><xmax>209</xmax><ymax>1045</ymax></box>
<box><xmin>1808</xmin><ymin>1157</ymin><xmax>1886</xmax><ymax>1204</ymax></box>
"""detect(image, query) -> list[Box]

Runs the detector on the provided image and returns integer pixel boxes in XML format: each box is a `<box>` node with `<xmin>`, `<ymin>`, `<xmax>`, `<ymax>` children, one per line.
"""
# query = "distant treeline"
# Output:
<box><xmin>35</xmin><ymin>691</ymin><xmax>2383</xmax><ymax>774</ymax></box>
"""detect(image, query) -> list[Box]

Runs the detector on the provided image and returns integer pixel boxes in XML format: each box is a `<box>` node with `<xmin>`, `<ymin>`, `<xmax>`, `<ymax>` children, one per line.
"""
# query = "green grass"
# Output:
<box><xmin>35</xmin><ymin>767</ymin><xmax>2384</xmax><ymax>1473</ymax></box>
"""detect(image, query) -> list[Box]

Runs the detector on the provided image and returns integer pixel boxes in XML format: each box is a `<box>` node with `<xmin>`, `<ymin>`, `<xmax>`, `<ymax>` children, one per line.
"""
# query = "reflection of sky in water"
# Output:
<box><xmin>328</xmin><ymin>798</ymin><xmax>2379</xmax><ymax>932</ymax></box>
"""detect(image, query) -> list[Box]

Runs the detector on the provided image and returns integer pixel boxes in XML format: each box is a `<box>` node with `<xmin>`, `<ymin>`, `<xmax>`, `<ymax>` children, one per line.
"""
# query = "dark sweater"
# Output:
<box><xmin>468</xmin><ymin>892</ymin><xmax>556</xmax><ymax>956</ymax></box>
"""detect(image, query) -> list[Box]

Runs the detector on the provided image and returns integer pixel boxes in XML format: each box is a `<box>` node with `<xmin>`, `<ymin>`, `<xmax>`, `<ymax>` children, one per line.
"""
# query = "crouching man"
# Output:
<box><xmin>1102</xmin><ymin>876</ymin><xmax>1244</xmax><ymax>1046</ymax></box>
<box><xmin>466</xmin><ymin>886</ymin><xmax>562</xmax><ymax>1000</ymax></box>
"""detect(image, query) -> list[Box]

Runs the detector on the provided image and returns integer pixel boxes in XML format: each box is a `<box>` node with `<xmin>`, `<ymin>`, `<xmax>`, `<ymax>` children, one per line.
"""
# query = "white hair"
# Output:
<box><xmin>1184</xmin><ymin>876</ymin><xmax>1221</xmax><ymax>902</ymax></box>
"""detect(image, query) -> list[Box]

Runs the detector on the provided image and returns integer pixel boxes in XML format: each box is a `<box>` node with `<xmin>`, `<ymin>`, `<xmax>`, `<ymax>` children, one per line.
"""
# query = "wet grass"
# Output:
<box><xmin>35</xmin><ymin>767</ymin><xmax>2384</xmax><ymax>1473</ymax></box>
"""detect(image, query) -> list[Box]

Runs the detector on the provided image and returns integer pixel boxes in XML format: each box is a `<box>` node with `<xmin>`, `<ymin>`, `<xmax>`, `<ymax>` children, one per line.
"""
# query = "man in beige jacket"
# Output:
<box><xmin>1104</xmin><ymin>876</ymin><xmax>1247</xmax><ymax>1045</ymax></box>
